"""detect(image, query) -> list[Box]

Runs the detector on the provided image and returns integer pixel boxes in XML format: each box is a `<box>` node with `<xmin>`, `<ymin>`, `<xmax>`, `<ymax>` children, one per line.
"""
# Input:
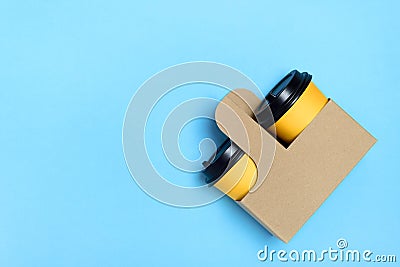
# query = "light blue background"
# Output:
<box><xmin>1</xmin><ymin>1</ymin><xmax>399</xmax><ymax>266</ymax></box>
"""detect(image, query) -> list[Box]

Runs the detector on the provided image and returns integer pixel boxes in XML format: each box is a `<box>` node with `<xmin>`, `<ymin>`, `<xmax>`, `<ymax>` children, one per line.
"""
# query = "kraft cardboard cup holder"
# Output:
<box><xmin>203</xmin><ymin>70</ymin><xmax>331</xmax><ymax>201</ymax></box>
<box><xmin>214</xmin><ymin>88</ymin><xmax>376</xmax><ymax>243</ymax></box>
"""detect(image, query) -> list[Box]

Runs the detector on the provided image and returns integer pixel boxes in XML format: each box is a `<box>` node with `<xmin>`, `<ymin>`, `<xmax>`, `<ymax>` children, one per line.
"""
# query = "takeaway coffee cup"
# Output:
<box><xmin>256</xmin><ymin>70</ymin><xmax>328</xmax><ymax>144</ymax></box>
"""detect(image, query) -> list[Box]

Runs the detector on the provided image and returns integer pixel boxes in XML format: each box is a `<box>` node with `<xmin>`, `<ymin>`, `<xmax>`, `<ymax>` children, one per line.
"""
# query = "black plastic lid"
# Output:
<box><xmin>256</xmin><ymin>70</ymin><xmax>312</xmax><ymax>128</ymax></box>
<box><xmin>202</xmin><ymin>138</ymin><xmax>245</xmax><ymax>184</ymax></box>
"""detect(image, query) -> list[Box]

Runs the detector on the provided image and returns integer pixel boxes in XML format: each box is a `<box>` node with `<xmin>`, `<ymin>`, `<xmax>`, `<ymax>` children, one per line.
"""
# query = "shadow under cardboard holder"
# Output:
<box><xmin>215</xmin><ymin>89</ymin><xmax>376</xmax><ymax>243</ymax></box>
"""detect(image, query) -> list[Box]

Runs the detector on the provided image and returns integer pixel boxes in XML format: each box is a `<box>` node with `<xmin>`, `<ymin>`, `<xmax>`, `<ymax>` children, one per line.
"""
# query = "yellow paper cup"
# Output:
<box><xmin>257</xmin><ymin>70</ymin><xmax>328</xmax><ymax>144</ymax></box>
<box><xmin>202</xmin><ymin>139</ymin><xmax>257</xmax><ymax>201</ymax></box>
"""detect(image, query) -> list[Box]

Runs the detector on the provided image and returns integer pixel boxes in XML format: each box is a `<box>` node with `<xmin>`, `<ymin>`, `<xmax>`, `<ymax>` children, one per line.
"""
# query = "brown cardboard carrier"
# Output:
<box><xmin>215</xmin><ymin>89</ymin><xmax>376</xmax><ymax>243</ymax></box>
